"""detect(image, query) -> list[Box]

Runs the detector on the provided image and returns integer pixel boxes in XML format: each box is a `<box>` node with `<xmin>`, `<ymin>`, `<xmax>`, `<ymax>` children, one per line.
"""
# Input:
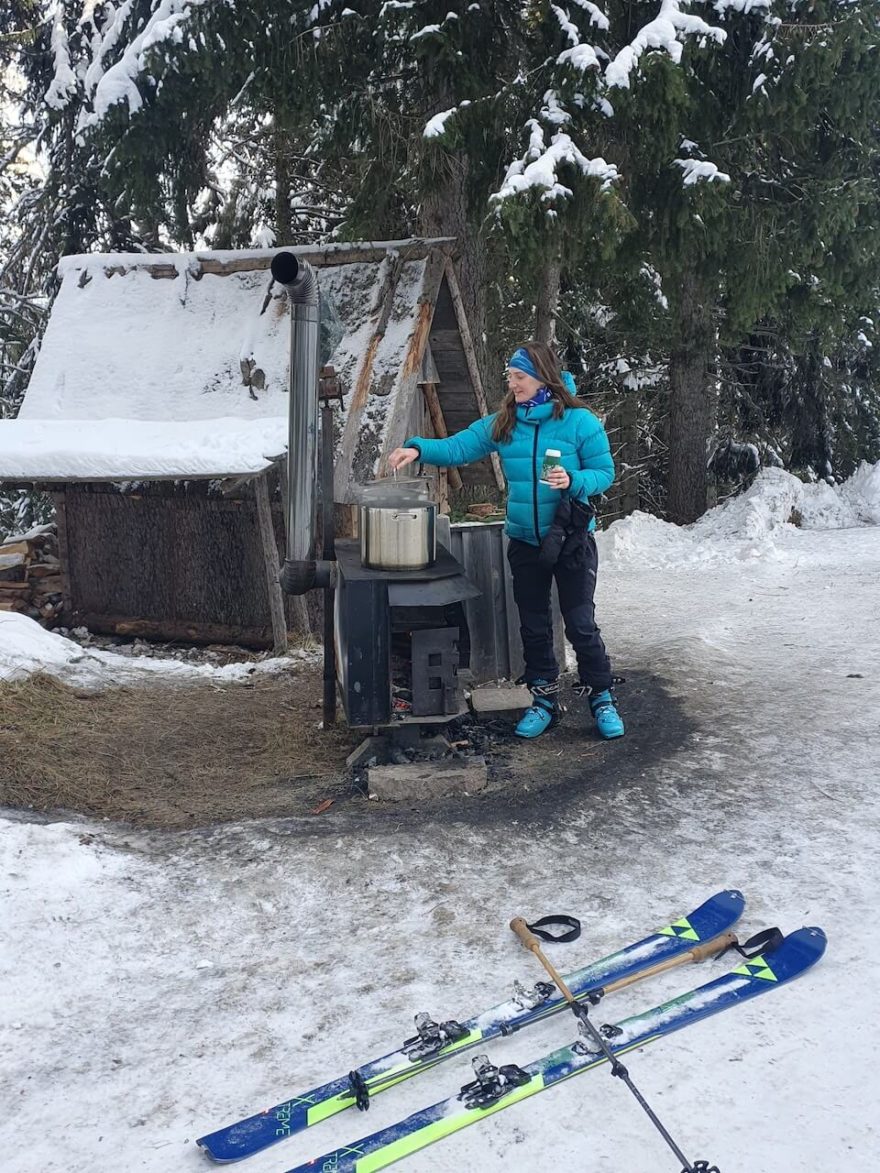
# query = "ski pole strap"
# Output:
<box><xmin>523</xmin><ymin>915</ymin><xmax>581</xmax><ymax>943</ymax></box>
<box><xmin>721</xmin><ymin>926</ymin><xmax>784</xmax><ymax>961</ymax></box>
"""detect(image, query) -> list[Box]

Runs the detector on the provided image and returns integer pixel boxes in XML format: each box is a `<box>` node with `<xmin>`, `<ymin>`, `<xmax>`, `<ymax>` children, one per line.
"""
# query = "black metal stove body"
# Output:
<box><xmin>334</xmin><ymin>539</ymin><xmax>480</xmax><ymax>727</ymax></box>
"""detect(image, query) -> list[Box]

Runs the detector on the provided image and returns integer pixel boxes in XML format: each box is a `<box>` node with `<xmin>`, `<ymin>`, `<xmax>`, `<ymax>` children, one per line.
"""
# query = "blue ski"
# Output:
<box><xmin>289</xmin><ymin>925</ymin><xmax>826</xmax><ymax>1173</ymax></box>
<box><xmin>198</xmin><ymin>890</ymin><xmax>743</xmax><ymax>1161</ymax></box>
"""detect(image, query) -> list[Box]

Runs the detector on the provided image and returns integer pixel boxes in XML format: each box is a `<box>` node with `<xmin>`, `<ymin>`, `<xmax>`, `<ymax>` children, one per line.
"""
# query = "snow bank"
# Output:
<box><xmin>600</xmin><ymin>463</ymin><xmax>880</xmax><ymax>569</ymax></box>
<box><xmin>0</xmin><ymin>614</ymin><xmax>94</xmax><ymax>684</ymax></box>
<box><xmin>839</xmin><ymin>459</ymin><xmax>880</xmax><ymax>525</ymax></box>
<box><xmin>0</xmin><ymin>613</ymin><xmax>306</xmax><ymax>688</ymax></box>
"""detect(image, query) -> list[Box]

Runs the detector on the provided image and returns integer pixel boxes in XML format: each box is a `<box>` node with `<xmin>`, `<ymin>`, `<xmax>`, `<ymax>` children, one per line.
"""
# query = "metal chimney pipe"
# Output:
<box><xmin>271</xmin><ymin>250</ymin><xmax>332</xmax><ymax>595</ymax></box>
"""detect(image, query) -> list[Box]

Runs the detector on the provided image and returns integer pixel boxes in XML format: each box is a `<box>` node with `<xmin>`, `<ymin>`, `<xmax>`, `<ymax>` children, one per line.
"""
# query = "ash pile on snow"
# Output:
<box><xmin>600</xmin><ymin>462</ymin><xmax>880</xmax><ymax>570</ymax></box>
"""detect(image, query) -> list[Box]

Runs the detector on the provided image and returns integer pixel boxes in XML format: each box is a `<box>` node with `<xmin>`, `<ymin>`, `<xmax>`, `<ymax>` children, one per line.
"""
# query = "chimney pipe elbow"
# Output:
<box><xmin>280</xmin><ymin>560</ymin><xmax>317</xmax><ymax>596</ymax></box>
<box><xmin>271</xmin><ymin>251</ymin><xmax>318</xmax><ymax>305</ymax></box>
<box><xmin>280</xmin><ymin>559</ymin><xmax>336</xmax><ymax>595</ymax></box>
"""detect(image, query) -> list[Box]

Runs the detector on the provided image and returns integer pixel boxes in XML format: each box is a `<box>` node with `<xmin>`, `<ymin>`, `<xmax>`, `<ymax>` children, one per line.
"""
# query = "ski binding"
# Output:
<box><xmin>403</xmin><ymin>1012</ymin><xmax>469</xmax><ymax>1061</ymax></box>
<box><xmin>511</xmin><ymin>978</ymin><xmax>556</xmax><ymax>1010</ymax></box>
<box><xmin>458</xmin><ymin>1054</ymin><xmax>531</xmax><ymax>1109</ymax></box>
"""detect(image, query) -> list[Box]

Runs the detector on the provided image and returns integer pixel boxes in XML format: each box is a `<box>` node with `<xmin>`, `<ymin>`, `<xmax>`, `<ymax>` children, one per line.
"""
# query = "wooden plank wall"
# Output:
<box><xmin>400</xmin><ymin>378</ymin><xmax>448</xmax><ymax>510</ymax></box>
<box><xmin>446</xmin><ymin>521</ymin><xmax>566</xmax><ymax>683</ymax></box>
<box><xmin>59</xmin><ymin>485</ymin><xmax>289</xmax><ymax>647</ymax></box>
<box><xmin>428</xmin><ymin>278</ymin><xmax>498</xmax><ymax>487</ymax></box>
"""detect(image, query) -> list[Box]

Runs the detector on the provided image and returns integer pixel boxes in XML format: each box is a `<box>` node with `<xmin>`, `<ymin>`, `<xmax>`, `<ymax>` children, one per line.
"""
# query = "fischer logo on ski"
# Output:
<box><xmin>731</xmin><ymin>955</ymin><xmax>779</xmax><ymax>981</ymax></box>
<box><xmin>658</xmin><ymin>916</ymin><xmax>701</xmax><ymax>941</ymax></box>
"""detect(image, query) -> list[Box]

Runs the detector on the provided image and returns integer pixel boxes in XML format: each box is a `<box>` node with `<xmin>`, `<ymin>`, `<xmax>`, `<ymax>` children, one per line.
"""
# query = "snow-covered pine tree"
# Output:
<box><xmin>1</xmin><ymin>2</ymin><xmax>45</xmax><ymax>423</ymax></box>
<box><xmin>0</xmin><ymin>3</ymin><xmax>53</xmax><ymax>535</ymax></box>
<box><xmin>4</xmin><ymin>0</ymin><xmax>879</xmax><ymax>533</ymax></box>
<box><xmin>713</xmin><ymin>0</ymin><xmax>880</xmax><ymax>487</ymax></box>
<box><xmin>591</xmin><ymin>0</ymin><xmax>880</xmax><ymax>520</ymax></box>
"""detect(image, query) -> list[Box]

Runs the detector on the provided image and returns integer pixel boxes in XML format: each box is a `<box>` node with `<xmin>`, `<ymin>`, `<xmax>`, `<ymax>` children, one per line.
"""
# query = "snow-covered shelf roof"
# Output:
<box><xmin>1</xmin><ymin>238</ymin><xmax>462</xmax><ymax>488</ymax></box>
<box><xmin>0</xmin><ymin>418</ymin><xmax>288</xmax><ymax>481</ymax></box>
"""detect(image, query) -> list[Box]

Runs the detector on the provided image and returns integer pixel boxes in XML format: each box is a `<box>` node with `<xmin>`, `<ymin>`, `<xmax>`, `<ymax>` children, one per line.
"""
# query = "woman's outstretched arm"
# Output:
<box><xmin>390</xmin><ymin>416</ymin><xmax>497</xmax><ymax>470</ymax></box>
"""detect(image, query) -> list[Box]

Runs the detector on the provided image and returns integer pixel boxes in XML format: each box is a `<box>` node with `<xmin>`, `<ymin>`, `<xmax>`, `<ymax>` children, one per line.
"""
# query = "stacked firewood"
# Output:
<box><xmin>0</xmin><ymin>526</ymin><xmax>64</xmax><ymax>624</ymax></box>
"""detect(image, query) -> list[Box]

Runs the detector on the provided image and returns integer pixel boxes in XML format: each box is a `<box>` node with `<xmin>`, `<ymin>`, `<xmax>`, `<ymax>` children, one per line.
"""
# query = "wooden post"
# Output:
<box><xmin>254</xmin><ymin>473</ymin><xmax>289</xmax><ymax>655</ymax></box>
<box><xmin>438</xmin><ymin>468</ymin><xmax>450</xmax><ymax>515</ymax></box>
<box><xmin>51</xmin><ymin>491</ymin><xmax>73</xmax><ymax>619</ymax></box>
<box><xmin>420</xmin><ymin>381</ymin><xmax>463</xmax><ymax>491</ymax></box>
<box><xmin>443</xmin><ymin>260</ymin><xmax>506</xmax><ymax>492</ymax></box>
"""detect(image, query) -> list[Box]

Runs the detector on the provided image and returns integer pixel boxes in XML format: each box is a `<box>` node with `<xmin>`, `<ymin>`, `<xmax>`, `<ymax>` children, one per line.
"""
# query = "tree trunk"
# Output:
<box><xmin>534</xmin><ymin>254</ymin><xmax>561</xmax><ymax>344</ymax></box>
<box><xmin>605</xmin><ymin>392</ymin><xmax>640</xmax><ymax>520</ymax></box>
<box><xmin>790</xmin><ymin>334</ymin><xmax>833</xmax><ymax>477</ymax></box>
<box><xmin>419</xmin><ymin>153</ymin><xmax>489</xmax><ymax>394</ymax></box>
<box><xmin>274</xmin><ymin>118</ymin><xmax>292</xmax><ymax>245</ymax></box>
<box><xmin>666</xmin><ymin>272</ymin><xmax>715</xmax><ymax>525</ymax></box>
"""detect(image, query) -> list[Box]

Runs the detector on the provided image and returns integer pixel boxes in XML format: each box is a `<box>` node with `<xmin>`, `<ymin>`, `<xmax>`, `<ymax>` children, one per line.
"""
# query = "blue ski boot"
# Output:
<box><xmin>514</xmin><ymin>679</ymin><xmax>561</xmax><ymax>739</ymax></box>
<box><xmin>589</xmin><ymin>688</ymin><xmax>624</xmax><ymax>739</ymax></box>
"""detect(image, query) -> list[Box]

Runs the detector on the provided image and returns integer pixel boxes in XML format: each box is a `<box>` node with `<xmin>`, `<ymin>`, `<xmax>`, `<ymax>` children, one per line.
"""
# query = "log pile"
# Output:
<box><xmin>0</xmin><ymin>526</ymin><xmax>64</xmax><ymax>624</ymax></box>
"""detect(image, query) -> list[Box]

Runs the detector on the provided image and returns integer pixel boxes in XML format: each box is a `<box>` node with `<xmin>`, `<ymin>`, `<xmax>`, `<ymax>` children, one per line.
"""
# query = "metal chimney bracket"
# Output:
<box><xmin>319</xmin><ymin>364</ymin><xmax>345</xmax><ymax>404</ymax></box>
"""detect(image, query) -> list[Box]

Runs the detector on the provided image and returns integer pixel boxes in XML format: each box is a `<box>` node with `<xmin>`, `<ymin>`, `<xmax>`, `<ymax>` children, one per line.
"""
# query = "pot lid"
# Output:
<box><xmin>359</xmin><ymin>495</ymin><xmax>437</xmax><ymax>509</ymax></box>
<box><xmin>355</xmin><ymin>476</ymin><xmax>430</xmax><ymax>504</ymax></box>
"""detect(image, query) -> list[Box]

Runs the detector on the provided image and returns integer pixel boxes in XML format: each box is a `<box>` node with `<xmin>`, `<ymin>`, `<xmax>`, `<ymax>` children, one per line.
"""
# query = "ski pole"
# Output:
<box><xmin>596</xmin><ymin>930</ymin><xmax>738</xmax><ymax>995</ymax></box>
<box><xmin>510</xmin><ymin>916</ymin><xmax>721</xmax><ymax>1173</ymax></box>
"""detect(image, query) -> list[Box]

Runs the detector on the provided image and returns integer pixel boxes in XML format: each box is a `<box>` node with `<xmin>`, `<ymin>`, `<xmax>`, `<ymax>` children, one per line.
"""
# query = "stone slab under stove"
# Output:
<box><xmin>469</xmin><ymin>685</ymin><xmax>531</xmax><ymax>721</ymax></box>
<box><xmin>367</xmin><ymin>757</ymin><xmax>488</xmax><ymax>802</ymax></box>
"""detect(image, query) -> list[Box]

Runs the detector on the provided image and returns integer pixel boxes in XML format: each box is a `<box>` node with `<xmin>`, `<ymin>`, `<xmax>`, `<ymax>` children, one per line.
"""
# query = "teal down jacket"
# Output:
<box><xmin>406</xmin><ymin>400</ymin><xmax>615</xmax><ymax>546</ymax></box>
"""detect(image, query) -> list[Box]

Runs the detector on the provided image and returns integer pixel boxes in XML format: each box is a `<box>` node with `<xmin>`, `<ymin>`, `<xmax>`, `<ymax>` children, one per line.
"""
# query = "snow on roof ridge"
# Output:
<box><xmin>56</xmin><ymin>238</ymin><xmax>457</xmax><ymax>276</ymax></box>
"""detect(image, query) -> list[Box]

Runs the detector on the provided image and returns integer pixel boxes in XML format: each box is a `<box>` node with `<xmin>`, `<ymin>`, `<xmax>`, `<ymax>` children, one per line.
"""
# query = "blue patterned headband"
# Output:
<box><xmin>509</xmin><ymin>347</ymin><xmax>578</xmax><ymax>395</ymax></box>
<box><xmin>509</xmin><ymin>347</ymin><xmax>538</xmax><ymax>379</ymax></box>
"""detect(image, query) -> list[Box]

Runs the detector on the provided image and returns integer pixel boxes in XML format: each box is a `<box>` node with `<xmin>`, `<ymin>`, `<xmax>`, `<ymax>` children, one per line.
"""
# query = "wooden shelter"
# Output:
<box><xmin>0</xmin><ymin>238</ymin><xmax>503</xmax><ymax>649</ymax></box>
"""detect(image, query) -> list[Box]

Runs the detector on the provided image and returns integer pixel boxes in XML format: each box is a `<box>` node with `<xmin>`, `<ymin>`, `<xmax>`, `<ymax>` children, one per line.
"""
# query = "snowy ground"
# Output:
<box><xmin>0</xmin><ymin>613</ymin><xmax>317</xmax><ymax>688</ymax></box>
<box><xmin>3</xmin><ymin>466</ymin><xmax>880</xmax><ymax>1172</ymax></box>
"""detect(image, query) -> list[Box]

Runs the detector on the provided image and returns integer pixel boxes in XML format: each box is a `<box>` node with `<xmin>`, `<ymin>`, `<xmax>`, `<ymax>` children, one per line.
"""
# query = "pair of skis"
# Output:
<box><xmin>197</xmin><ymin>890</ymin><xmax>825</xmax><ymax>1172</ymax></box>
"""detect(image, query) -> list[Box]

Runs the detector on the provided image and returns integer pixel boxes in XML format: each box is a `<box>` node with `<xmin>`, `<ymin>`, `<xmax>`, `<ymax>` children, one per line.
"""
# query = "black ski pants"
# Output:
<box><xmin>507</xmin><ymin>533</ymin><xmax>612</xmax><ymax>691</ymax></box>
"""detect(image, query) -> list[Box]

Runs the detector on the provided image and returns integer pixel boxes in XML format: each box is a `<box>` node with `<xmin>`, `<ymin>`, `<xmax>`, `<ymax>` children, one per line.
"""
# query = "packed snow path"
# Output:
<box><xmin>2</xmin><ymin>481</ymin><xmax>879</xmax><ymax>1171</ymax></box>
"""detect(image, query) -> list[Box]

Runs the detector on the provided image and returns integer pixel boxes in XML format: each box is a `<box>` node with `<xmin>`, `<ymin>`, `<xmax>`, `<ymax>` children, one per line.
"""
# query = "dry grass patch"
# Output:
<box><xmin>0</xmin><ymin>667</ymin><xmax>360</xmax><ymax>828</ymax></box>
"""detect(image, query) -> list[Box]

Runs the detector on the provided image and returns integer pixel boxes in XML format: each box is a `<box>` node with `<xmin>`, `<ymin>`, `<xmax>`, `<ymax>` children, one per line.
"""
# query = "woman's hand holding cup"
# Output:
<box><xmin>545</xmin><ymin>465</ymin><xmax>571</xmax><ymax>490</ymax></box>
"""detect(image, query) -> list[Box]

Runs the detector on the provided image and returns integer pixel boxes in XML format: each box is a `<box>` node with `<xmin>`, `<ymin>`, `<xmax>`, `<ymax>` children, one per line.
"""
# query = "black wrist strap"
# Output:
<box><xmin>721</xmin><ymin>925</ymin><xmax>784</xmax><ymax>961</ymax></box>
<box><xmin>524</xmin><ymin>915</ymin><xmax>581</xmax><ymax>943</ymax></box>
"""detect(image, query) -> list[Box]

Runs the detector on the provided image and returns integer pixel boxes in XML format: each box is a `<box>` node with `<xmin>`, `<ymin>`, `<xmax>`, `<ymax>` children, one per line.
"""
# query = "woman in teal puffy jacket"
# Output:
<box><xmin>389</xmin><ymin>340</ymin><xmax>624</xmax><ymax>741</ymax></box>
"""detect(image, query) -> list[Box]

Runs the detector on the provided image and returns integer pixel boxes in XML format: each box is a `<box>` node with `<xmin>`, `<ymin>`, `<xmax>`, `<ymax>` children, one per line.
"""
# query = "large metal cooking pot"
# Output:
<box><xmin>359</xmin><ymin>500</ymin><xmax>437</xmax><ymax>571</ymax></box>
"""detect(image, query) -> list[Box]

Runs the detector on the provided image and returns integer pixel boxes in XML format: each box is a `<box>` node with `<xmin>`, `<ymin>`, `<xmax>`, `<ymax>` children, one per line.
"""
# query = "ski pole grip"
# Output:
<box><xmin>689</xmin><ymin>930</ymin><xmax>738</xmax><ymax>962</ymax></box>
<box><xmin>510</xmin><ymin>916</ymin><xmax>541</xmax><ymax>953</ymax></box>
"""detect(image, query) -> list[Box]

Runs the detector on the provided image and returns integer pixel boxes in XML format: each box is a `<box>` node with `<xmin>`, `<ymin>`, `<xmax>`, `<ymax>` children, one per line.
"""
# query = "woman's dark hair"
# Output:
<box><xmin>492</xmin><ymin>341</ymin><xmax>587</xmax><ymax>443</ymax></box>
